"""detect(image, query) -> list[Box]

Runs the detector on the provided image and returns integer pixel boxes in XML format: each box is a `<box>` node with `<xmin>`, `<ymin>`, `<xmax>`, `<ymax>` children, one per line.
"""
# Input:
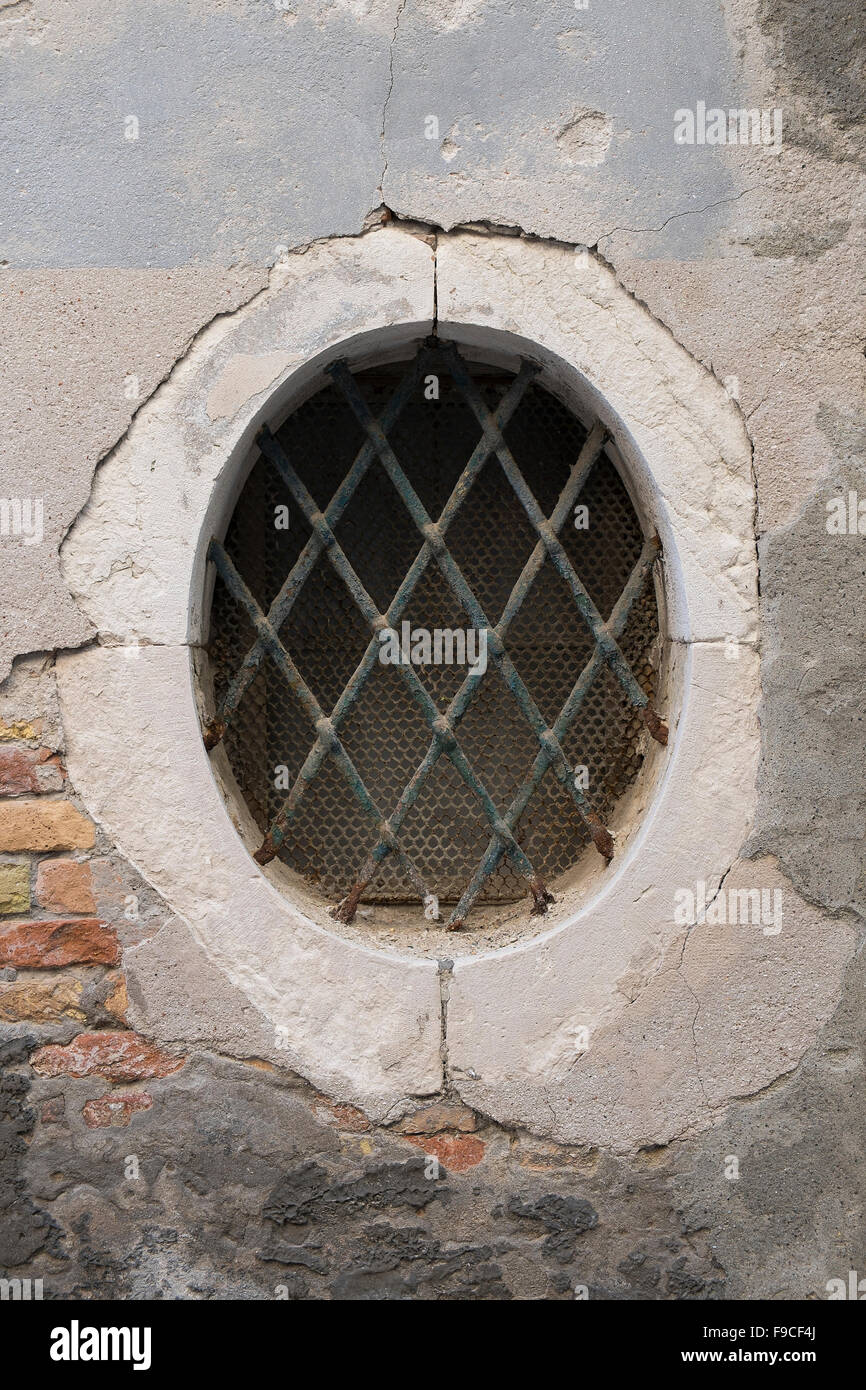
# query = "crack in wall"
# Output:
<box><xmin>597</xmin><ymin>187</ymin><xmax>760</xmax><ymax>244</ymax></box>
<box><xmin>437</xmin><ymin>957</ymin><xmax>452</xmax><ymax>1088</ymax></box>
<box><xmin>379</xmin><ymin>0</ymin><xmax>408</xmax><ymax>198</ymax></box>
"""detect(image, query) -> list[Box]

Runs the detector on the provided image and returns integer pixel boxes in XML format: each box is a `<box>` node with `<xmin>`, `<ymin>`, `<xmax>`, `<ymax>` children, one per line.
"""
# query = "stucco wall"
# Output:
<box><xmin>0</xmin><ymin>0</ymin><xmax>863</xmax><ymax>1300</ymax></box>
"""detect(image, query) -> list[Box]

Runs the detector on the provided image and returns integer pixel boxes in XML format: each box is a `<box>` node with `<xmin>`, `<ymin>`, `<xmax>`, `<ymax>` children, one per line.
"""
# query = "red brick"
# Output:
<box><xmin>35</xmin><ymin>859</ymin><xmax>95</xmax><ymax>914</ymax></box>
<box><xmin>403</xmin><ymin>1133</ymin><xmax>486</xmax><ymax>1172</ymax></box>
<box><xmin>83</xmin><ymin>1092</ymin><xmax>153</xmax><ymax>1128</ymax></box>
<box><xmin>31</xmin><ymin>1031</ymin><xmax>184</xmax><ymax>1082</ymax></box>
<box><xmin>0</xmin><ymin>918</ymin><xmax>118</xmax><ymax>968</ymax></box>
<box><xmin>0</xmin><ymin>747</ymin><xmax>63</xmax><ymax>796</ymax></box>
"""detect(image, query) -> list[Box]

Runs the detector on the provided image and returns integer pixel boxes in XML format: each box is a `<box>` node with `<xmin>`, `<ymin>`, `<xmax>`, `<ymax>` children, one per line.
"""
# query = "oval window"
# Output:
<box><xmin>204</xmin><ymin>337</ymin><xmax>667</xmax><ymax>933</ymax></box>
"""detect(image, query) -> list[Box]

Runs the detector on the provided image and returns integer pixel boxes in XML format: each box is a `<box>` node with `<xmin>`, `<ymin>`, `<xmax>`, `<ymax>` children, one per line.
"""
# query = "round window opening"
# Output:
<box><xmin>203</xmin><ymin>336</ymin><xmax>668</xmax><ymax>935</ymax></box>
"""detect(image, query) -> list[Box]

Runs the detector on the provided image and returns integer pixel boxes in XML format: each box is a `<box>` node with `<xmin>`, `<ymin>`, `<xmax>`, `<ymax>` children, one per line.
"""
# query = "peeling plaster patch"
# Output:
<box><xmin>449</xmin><ymin>856</ymin><xmax>855</xmax><ymax>1154</ymax></box>
<box><xmin>556</xmin><ymin>28</ymin><xmax>605</xmax><ymax>60</ymax></box>
<box><xmin>0</xmin><ymin>265</ymin><xmax>267</xmax><ymax>681</ymax></box>
<box><xmin>415</xmin><ymin>0</ymin><xmax>486</xmax><ymax>31</ymax></box>
<box><xmin>680</xmin><ymin>858</ymin><xmax>857</xmax><ymax>1106</ymax></box>
<box><xmin>757</xmin><ymin>0</ymin><xmax>866</xmax><ymax>167</ymax></box>
<box><xmin>0</xmin><ymin>655</ymin><xmax>64</xmax><ymax>751</ymax></box>
<box><xmin>206</xmin><ymin>352</ymin><xmax>293</xmax><ymax>421</ymax></box>
<box><xmin>740</xmin><ymin>217</ymin><xmax>850</xmax><ymax>260</ymax></box>
<box><xmin>748</xmin><ymin>456</ymin><xmax>866</xmax><ymax>919</ymax></box>
<box><xmin>556</xmin><ymin>109</ymin><xmax>612</xmax><ymax>166</ymax></box>
<box><xmin>441</xmin><ymin>127</ymin><xmax>460</xmax><ymax>163</ymax></box>
<box><xmin>0</xmin><ymin>0</ymin><xmax>37</xmax><ymax>51</ymax></box>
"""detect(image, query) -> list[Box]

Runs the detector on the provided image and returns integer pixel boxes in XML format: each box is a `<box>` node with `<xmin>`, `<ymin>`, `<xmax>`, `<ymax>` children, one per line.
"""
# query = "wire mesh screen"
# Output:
<box><xmin>206</xmin><ymin>343</ymin><xmax>663</xmax><ymax>922</ymax></box>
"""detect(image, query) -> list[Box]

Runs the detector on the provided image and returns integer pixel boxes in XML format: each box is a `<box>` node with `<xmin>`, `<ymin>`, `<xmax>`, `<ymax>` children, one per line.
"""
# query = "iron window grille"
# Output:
<box><xmin>203</xmin><ymin>339</ymin><xmax>667</xmax><ymax>930</ymax></box>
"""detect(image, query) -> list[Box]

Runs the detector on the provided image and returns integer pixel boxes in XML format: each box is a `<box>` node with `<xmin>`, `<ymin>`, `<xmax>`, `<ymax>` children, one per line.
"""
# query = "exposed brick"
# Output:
<box><xmin>0</xmin><ymin>747</ymin><xmax>63</xmax><ymax>796</ymax></box>
<box><xmin>40</xmin><ymin>1095</ymin><xmax>65</xmax><ymax>1123</ymax></box>
<box><xmin>102</xmin><ymin>971</ymin><xmax>129</xmax><ymax>1021</ymax></box>
<box><xmin>512</xmin><ymin>1138</ymin><xmax>599</xmax><ymax>1173</ymax></box>
<box><xmin>31</xmin><ymin>1031</ymin><xmax>185</xmax><ymax>1082</ymax></box>
<box><xmin>0</xmin><ymin>801</ymin><xmax>94</xmax><ymax>852</ymax></box>
<box><xmin>34</xmin><ymin>859</ymin><xmax>95</xmax><ymax>915</ymax></box>
<box><xmin>0</xmin><ymin>918</ymin><xmax>118</xmax><ymax>968</ymax></box>
<box><xmin>403</xmin><ymin>1133</ymin><xmax>486</xmax><ymax>1172</ymax></box>
<box><xmin>0</xmin><ymin>862</ymin><xmax>30</xmax><ymax>916</ymax></box>
<box><xmin>83</xmin><ymin>1092</ymin><xmax>153</xmax><ymax>1128</ymax></box>
<box><xmin>317</xmin><ymin>1097</ymin><xmax>371</xmax><ymax>1132</ymax></box>
<box><xmin>400</xmin><ymin>1102</ymin><xmax>478</xmax><ymax>1135</ymax></box>
<box><xmin>0</xmin><ymin>975</ymin><xmax>85</xmax><ymax>1023</ymax></box>
<box><xmin>0</xmin><ymin>717</ymin><xmax>41</xmax><ymax>743</ymax></box>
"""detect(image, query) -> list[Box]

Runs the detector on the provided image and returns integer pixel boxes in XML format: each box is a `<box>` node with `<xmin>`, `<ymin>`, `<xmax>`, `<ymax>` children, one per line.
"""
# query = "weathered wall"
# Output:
<box><xmin>1</xmin><ymin>0</ymin><xmax>864</xmax><ymax>1300</ymax></box>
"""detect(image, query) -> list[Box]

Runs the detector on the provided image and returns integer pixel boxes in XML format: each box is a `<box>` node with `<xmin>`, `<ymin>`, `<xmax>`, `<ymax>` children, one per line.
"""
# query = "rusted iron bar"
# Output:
<box><xmin>202</xmin><ymin>351</ymin><xmax>428</xmax><ymax>750</ymax></box>
<box><xmin>332</xmin><ymin>358</ymin><xmax>622</xmax><ymax>884</ymax></box>
<box><xmin>333</xmin><ymin>419</ymin><xmax>613</xmax><ymax>922</ymax></box>
<box><xmin>447</xmin><ymin>534</ymin><xmax>662</xmax><ymax>928</ymax></box>
<box><xmin>207</xmin><ymin>540</ymin><xmax>434</xmax><ymax>904</ymax></box>
<box><xmin>443</xmin><ymin>343</ymin><xmax>668</xmax><ymax>746</ymax></box>
<box><xmin>256</xmin><ymin>424</ymin><xmax>547</xmax><ymax>898</ymax></box>
<box><xmin>233</xmin><ymin>360</ymin><xmax>538</xmax><ymax>921</ymax></box>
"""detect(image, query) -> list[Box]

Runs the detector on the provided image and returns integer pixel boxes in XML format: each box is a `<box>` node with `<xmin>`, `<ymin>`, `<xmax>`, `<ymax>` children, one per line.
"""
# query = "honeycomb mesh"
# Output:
<box><xmin>208</xmin><ymin>353</ymin><xmax>661</xmax><ymax>907</ymax></box>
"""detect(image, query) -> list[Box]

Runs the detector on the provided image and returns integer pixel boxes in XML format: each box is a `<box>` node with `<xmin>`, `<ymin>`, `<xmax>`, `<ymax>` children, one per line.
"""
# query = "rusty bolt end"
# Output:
<box><xmin>331</xmin><ymin>882</ymin><xmax>364</xmax><ymax>925</ymax></box>
<box><xmin>529</xmin><ymin>879</ymin><xmax>555</xmax><ymax>916</ymax></box>
<box><xmin>253</xmin><ymin>837</ymin><xmax>277</xmax><ymax>867</ymax></box>
<box><xmin>446</xmin><ymin>917</ymin><xmax>465</xmax><ymax>933</ymax></box>
<box><xmin>643</xmin><ymin>706</ymin><xmax>669</xmax><ymax>745</ymax></box>
<box><xmin>203</xmin><ymin>718</ymin><xmax>226</xmax><ymax>752</ymax></box>
<box><xmin>591</xmin><ymin>823</ymin><xmax>615</xmax><ymax>863</ymax></box>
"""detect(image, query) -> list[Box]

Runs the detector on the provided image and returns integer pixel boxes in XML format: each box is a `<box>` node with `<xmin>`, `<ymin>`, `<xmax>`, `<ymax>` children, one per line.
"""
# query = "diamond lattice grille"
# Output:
<box><xmin>205</xmin><ymin>341</ymin><xmax>666</xmax><ymax>929</ymax></box>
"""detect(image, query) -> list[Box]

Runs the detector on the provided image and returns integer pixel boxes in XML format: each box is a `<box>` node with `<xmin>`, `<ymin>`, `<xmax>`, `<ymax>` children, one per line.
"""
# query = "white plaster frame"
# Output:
<box><xmin>56</xmin><ymin>226</ymin><xmax>761</xmax><ymax>1142</ymax></box>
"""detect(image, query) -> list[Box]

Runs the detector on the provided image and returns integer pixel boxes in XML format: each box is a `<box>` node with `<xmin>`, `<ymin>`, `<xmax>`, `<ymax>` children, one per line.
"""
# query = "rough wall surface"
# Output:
<box><xmin>0</xmin><ymin>0</ymin><xmax>863</xmax><ymax>1300</ymax></box>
